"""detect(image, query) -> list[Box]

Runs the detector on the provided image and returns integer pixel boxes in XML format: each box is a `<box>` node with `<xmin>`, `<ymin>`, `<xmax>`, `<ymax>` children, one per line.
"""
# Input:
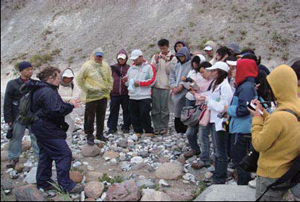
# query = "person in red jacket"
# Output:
<box><xmin>107</xmin><ymin>49</ymin><xmax>131</xmax><ymax>134</ymax></box>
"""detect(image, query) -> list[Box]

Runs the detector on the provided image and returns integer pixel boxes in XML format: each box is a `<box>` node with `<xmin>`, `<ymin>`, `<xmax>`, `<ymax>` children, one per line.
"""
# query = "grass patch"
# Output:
<box><xmin>69</xmin><ymin>56</ymin><xmax>75</xmax><ymax>64</ymax></box>
<box><xmin>190</xmin><ymin>181</ymin><xmax>207</xmax><ymax>201</ymax></box>
<box><xmin>99</xmin><ymin>173</ymin><xmax>124</xmax><ymax>184</ymax></box>
<box><xmin>48</xmin><ymin>182</ymin><xmax>72</xmax><ymax>201</ymax></box>
<box><xmin>189</xmin><ymin>21</ymin><xmax>196</xmax><ymax>28</ymax></box>
<box><xmin>29</xmin><ymin>54</ymin><xmax>53</xmax><ymax>67</ymax></box>
<box><xmin>282</xmin><ymin>52</ymin><xmax>289</xmax><ymax>61</ymax></box>
<box><xmin>148</xmin><ymin>43</ymin><xmax>156</xmax><ymax>49</ymax></box>
<box><xmin>272</xmin><ymin>31</ymin><xmax>289</xmax><ymax>46</ymax></box>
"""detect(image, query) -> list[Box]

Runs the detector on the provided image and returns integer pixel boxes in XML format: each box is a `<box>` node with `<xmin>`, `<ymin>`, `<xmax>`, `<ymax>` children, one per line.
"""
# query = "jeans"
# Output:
<box><xmin>107</xmin><ymin>95</ymin><xmax>131</xmax><ymax>132</ymax></box>
<box><xmin>212</xmin><ymin>124</ymin><xmax>228</xmax><ymax>184</ymax></box>
<box><xmin>84</xmin><ymin>98</ymin><xmax>107</xmax><ymax>140</ymax></box>
<box><xmin>200</xmin><ymin>124</ymin><xmax>213</xmax><ymax>165</ymax></box>
<box><xmin>186</xmin><ymin>125</ymin><xmax>200</xmax><ymax>152</ymax></box>
<box><xmin>151</xmin><ymin>88</ymin><xmax>170</xmax><ymax>130</ymax></box>
<box><xmin>8</xmin><ymin>121</ymin><xmax>39</xmax><ymax>161</ymax></box>
<box><xmin>129</xmin><ymin>99</ymin><xmax>154</xmax><ymax>134</ymax></box>
<box><xmin>230</xmin><ymin>133</ymin><xmax>253</xmax><ymax>185</ymax></box>
<box><xmin>256</xmin><ymin>176</ymin><xmax>289</xmax><ymax>201</ymax></box>
<box><xmin>36</xmin><ymin>138</ymin><xmax>76</xmax><ymax>192</ymax></box>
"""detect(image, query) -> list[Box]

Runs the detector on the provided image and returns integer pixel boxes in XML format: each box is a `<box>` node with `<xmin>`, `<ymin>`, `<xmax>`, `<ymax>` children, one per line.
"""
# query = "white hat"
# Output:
<box><xmin>117</xmin><ymin>53</ymin><xmax>127</xmax><ymax>60</ymax></box>
<box><xmin>206</xmin><ymin>62</ymin><xmax>229</xmax><ymax>72</ymax></box>
<box><xmin>62</xmin><ymin>69</ymin><xmax>75</xmax><ymax>78</ymax></box>
<box><xmin>226</xmin><ymin>60</ymin><xmax>237</xmax><ymax>66</ymax></box>
<box><xmin>196</xmin><ymin>54</ymin><xmax>207</xmax><ymax>62</ymax></box>
<box><xmin>204</xmin><ymin>45</ymin><xmax>213</xmax><ymax>51</ymax></box>
<box><xmin>130</xmin><ymin>49</ymin><xmax>143</xmax><ymax>60</ymax></box>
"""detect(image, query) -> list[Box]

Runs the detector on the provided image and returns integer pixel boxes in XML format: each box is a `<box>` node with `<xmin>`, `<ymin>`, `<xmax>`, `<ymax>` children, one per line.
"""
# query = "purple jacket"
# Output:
<box><xmin>111</xmin><ymin>49</ymin><xmax>130</xmax><ymax>96</ymax></box>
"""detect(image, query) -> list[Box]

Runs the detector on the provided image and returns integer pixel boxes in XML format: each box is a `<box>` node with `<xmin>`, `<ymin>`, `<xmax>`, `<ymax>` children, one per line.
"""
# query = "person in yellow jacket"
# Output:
<box><xmin>248</xmin><ymin>65</ymin><xmax>300</xmax><ymax>201</ymax></box>
<box><xmin>76</xmin><ymin>47</ymin><xmax>113</xmax><ymax>145</ymax></box>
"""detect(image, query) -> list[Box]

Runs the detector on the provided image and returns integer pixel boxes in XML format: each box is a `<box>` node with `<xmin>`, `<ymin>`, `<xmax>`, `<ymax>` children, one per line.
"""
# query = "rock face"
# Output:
<box><xmin>141</xmin><ymin>189</ymin><xmax>171</xmax><ymax>201</ymax></box>
<box><xmin>85</xmin><ymin>172</ymin><xmax>103</xmax><ymax>183</ymax></box>
<box><xmin>195</xmin><ymin>185</ymin><xmax>256</xmax><ymax>201</ymax></box>
<box><xmin>81</xmin><ymin>145</ymin><xmax>101</xmax><ymax>157</ymax></box>
<box><xmin>155</xmin><ymin>162</ymin><xmax>183</xmax><ymax>180</ymax></box>
<box><xmin>105</xmin><ymin>180</ymin><xmax>141</xmax><ymax>201</ymax></box>
<box><xmin>14</xmin><ymin>185</ymin><xmax>45</xmax><ymax>201</ymax></box>
<box><xmin>84</xmin><ymin>181</ymin><xmax>105</xmax><ymax>200</ymax></box>
<box><xmin>69</xmin><ymin>171</ymin><xmax>83</xmax><ymax>183</ymax></box>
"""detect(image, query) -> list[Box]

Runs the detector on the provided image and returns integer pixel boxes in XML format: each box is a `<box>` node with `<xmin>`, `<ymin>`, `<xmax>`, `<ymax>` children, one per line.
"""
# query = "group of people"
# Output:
<box><xmin>3</xmin><ymin>38</ymin><xmax>300</xmax><ymax>200</ymax></box>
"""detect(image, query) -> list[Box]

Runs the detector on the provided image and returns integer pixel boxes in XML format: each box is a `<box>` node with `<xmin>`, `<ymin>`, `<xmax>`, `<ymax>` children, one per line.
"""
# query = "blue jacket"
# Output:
<box><xmin>25</xmin><ymin>80</ymin><xmax>74</xmax><ymax>139</ymax></box>
<box><xmin>227</xmin><ymin>78</ymin><xmax>257</xmax><ymax>134</ymax></box>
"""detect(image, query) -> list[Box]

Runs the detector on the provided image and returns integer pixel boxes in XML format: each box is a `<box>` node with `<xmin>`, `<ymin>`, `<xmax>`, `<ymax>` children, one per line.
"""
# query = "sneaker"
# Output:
<box><xmin>145</xmin><ymin>133</ymin><xmax>154</xmax><ymax>137</ymax></box>
<box><xmin>6</xmin><ymin>159</ymin><xmax>19</xmax><ymax>169</ymax></box>
<box><xmin>248</xmin><ymin>178</ymin><xmax>257</xmax><ymax>188</ymax></box>
<box><xmin>97</xmin><ymin>135</ymin><xmax>109</xmax><ymax>142</ymax></box>
<box><xmin>184</xmin><ymin>150</ymin><xmax>201</xmax><ymax>159</ymax></box>
<box><xmin>154</xmin><ymin>129</ymin><xmax>160</xmax><ymax>135</ymax></box>
<box><xmin>69</xmin><ymin>184</ymin><xmax>84</xmax><ymax>194</ymax></box>
<box><xmin>87</xmin><ymin>138</ymin><xmax>95</xmax><ymax>146</ymax></box>
<box><xmin>191</xmin><ymin>161</ymin><xmax>210</xmax><ymax>170</ymax></box>
<box><xmin>160</xmin><ymin>129</ymin><xmax>168</xmax><ymax>135</ymax></box>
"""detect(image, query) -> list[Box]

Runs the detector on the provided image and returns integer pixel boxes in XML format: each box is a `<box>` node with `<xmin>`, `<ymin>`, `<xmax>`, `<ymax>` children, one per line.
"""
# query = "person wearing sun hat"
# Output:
<box><xmin>203</xmin><ymin>40</ymin><xmax>218</xmax><ymax>65</ymax></box>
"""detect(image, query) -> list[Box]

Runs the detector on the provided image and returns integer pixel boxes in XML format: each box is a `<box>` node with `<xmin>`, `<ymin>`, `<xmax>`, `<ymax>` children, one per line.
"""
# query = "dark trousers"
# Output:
<box><xmin>84</xmin><ymin>98</ymin><xmax>107</xmax><ymax>140</ymax></box>
<box><xmin>212</xmin><ymin>128</ymin><xmax>228</xmax><ymax>184</ymax></box>
<box><xmin>107</xmin><ymin>95</ymin><xmax>131</xmax><ymax>132</ymax></box>
<box><xmin>175</xmin><ymin>117</ymin><xmax>187</xmax><ymax>133</ymax></box>
<box><xmin>129</xmin><ymin>99</ymin><xmax>153</xmax><ymax>134</ymax></box>
<box><xmin>230</xmin><ymin>133</ymin><xmax>253</xmax><ymax>185</ymax></box>
<box><xmin>36</xmin><ymin>138</ymin><xmax>75</xmax><ymax>192</ymax></box>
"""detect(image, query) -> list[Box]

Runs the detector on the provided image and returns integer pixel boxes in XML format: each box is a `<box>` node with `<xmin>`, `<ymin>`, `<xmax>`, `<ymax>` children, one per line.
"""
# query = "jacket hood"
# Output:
<box><xmin>22</xmin><ymin>80</ymin><xmax>57</xmax><ymax>93</ymax></box>
<box><xmin>60</xmin><ymin>68</ymin><xmax>75</xmax><ymax>87</ymax></box>
<box><xmin>116</xmin><ymin>49</ymin><xmax>128</xmax><ymax>65</ymax></box>
<box><xmin>174</xmin><ymin>40</ymin><xmax>189</xmax><ymax>53</ymax></box>
<box><xmin>176</xmin><ymin>47</ymin><xmax>191</xmax><ymax>64</ymax></box>
<box><xmin>89</xmin><ymin>47</ymin><xmax>104</xmax><ymax>63</ymax></box>
<box><xmin>267</xmin><ymin>65</ymin><xmax>300</xmax><ymax>115</ymax></box>
<box><xmin>236</xmin><ymin>59</ymin><xmax>258</xmax><ymax>86</ymax></box>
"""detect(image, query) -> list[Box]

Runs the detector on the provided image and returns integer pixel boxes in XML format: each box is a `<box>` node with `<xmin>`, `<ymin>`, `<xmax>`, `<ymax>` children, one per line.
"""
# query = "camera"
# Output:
<box><xmin>217</xmin><ymin>112</ymin><xmax>227</xmax><ymax>118</ymax></box>
<box><xmin>158</xmin><ymin>55</ymin><xmax>163</xmax><ymax>59</ymax></box>
<box><xmin>185</xmin><ymin>77</ymin><xmax>194</xmax><ymax>83</ymax></box>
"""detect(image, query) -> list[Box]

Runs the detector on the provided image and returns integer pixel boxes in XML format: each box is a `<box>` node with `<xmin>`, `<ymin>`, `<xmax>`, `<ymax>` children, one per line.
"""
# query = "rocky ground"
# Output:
<box><xmin>1</xmin><ymin>103</ymin><xmax>239</xmax><ymax>201</ymax></box>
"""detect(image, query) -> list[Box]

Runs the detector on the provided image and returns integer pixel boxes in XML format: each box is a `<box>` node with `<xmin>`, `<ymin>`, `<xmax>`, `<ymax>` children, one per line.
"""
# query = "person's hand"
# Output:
<box><xmin>190</xmin><ymin>89</ymin><xmax>196</xmax><ymax>96</ymax></box>
<box><xmin>161</xmin><ymin>54</ymin><xmax>168</xmax><ymax>62</ymax></box>
<box><xmin>122</xmin><ymin>76</ymin><xmax>128</xmax><ymax>82</ymax></box>
<box><xmin>223</xmin><ymin>105</ymin><xmax>228</xmax><ymax>113</ymax></box>
<box><xmin>69</xmin><ymin>99</ymin><xmax>80</xmax><ymax>108</ymax></box>
<box><xmin>247</xmin><ymin>99</ymin><xmax>263</xmax><ymax>117</ymax></box>
<box><xmin>154</xmin><ymin>54</ymin><xmax>159</xmax><ymax>63</ymax></box>
<box><xmin>221</xmin><ymin>54</ymin><xmax>229</xmax><ymax>61</ymax></box>
<box><xmin>134</xmin><ymin>81</ymin><xmax>140</xmax><ymax>87</ymax></box>
<box><xmin>8</xmin><ymin>122</ymin><xmax>13</xmax><ymax>127</ymax></box>
<box><xmin>199</xmin><ymin>95</ymin><xmax>207</xmax><ymax>102</ymax></box>
<box><xmin>177</xmin><ymin>84</ymin><xmax>183</xmax><ymax>92</ymax></box>
<box><xmin>181</xmin><ymin>76</ymin><xmax>186</xmax><ymax>82</ymax></box>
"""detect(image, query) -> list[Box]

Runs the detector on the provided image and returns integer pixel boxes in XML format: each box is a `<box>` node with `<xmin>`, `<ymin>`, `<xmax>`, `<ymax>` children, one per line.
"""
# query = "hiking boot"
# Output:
<box><xmin>145</xmin><ymin>133</ymin><xmax>154</xmax><ymax>138</ymax></box>
<box><xmin>191</xmin><ymin>161</ymin><xmax>210</xmax><ymax>170</ymax></box>
<box><xmin>122</xmin><ymin>129</ymin><xmax>130</xmax><ymax>134</ymax></box>
<box><xmin>184</xmin><ymin>150</ymin><xmax>201</xmax><ymax>159</ymax></box>
<box><xmin>69</xmin><ymin>184</ymin><xmax>84</xmax><ymax>194</ymax></box>
<box><xmin>97</xmin><ymin>135</ymin><xmax>109</xmax><ymax>142</ymax></box>
<box><xmin>160</xmin><ymin>129</ymin><xmax>168</xmax><ymax>135</ymax></box>
<box><xmin>6</xmin><ymin>159</ymin><xmax>19</xmax><ymax>169</ymax></box>
<box><xmin>87</xmin><ymin>138</ymin><xmax>95</xmax><ymax>146</ymax></box>
<box><xmin>154</xmin><ymin>129</ymin><xmax>160</xmax><ymax>135</ymax></box>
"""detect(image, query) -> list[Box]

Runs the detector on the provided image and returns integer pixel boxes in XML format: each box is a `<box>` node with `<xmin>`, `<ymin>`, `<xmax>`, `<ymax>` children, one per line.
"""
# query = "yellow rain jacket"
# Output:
<box><xmin>252</xmin><ymin>65</ymin><xmax>300</xmax><ymax>179</ymax></box>
<box><xmin>76</xmin><ymin>48</ymin><xmax>113</xmax><ymax>104</ymax></box>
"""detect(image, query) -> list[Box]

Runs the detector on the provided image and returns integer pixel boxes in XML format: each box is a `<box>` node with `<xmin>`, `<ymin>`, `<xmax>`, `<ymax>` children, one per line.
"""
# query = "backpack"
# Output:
<box><xmin>256</xmin><ymin>109</ymin><xmax>300</xmax><ymax>201</ymax></box>
<box><xmin>17</xmin><ymin>83</ymin><xmax>42</xmax><ymax>126</ymax></box>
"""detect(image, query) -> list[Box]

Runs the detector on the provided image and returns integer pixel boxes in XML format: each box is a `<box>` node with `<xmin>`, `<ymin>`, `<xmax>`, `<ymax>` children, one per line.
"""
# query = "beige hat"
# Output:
<box><xmin>117</xmin><ymin>53</ymin><xmax>127</xmax><ymax>60</ymax></box>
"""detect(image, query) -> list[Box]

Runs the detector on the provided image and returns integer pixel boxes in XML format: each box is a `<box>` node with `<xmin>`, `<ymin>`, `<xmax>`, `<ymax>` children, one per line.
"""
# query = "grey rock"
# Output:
<box><xmin>14</xmin><ymin>185</ymin><xmax>45</xmax><ymax>201</ymax></box>
<box><xmin>141</xmin><ymin>189</ymin><xmax>171</xmax><ymax>201</ymax></box>
<box><xmin>136</xmin><ymin>179</ymin><xmax>155</xmax><ymax>189</ymax></box>
<box><xmin>24</xmin><ymin>167</ymin><xmax>37</xmax><ymax>184</ymax></box>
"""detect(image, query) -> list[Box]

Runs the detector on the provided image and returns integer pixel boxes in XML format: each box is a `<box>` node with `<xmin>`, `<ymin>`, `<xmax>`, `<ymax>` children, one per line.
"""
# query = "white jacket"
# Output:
<box><xmin>184</xmin><ymin>70</ymin><xmax>204</xmax><ymax>101</ymax></box>
<box><xmin>205</xmin><ymin>78</ymin><xmax>233</xmax><ymax>131</ymax></box>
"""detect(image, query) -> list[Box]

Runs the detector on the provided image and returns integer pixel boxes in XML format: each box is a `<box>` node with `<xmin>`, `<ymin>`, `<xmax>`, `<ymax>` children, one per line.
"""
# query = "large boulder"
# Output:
<box><xmin>141</xmin><ymin>189</ymin><xmax>171</xmax><ymax>201</ymax></box>
<box><xmin>81</xmin><ymin>145</ymin><xmax>101</xmax><ymax>157</ymax></box>
<box><xmin>166</xmin><ymin>189</ymin><xmax>194</xmax><ymax>201</ymax></box>
<box><xmin>70</xmin><ymin>171</ymin><xmax>84</xmax><ymax>183</ymax></box>
<box><xmin>195</xmin><ymin>185</ymin><xmax>256</xmax><ymax>201</ymax></box>
<box><xmin>105</xmin><ymin>180</ymin><xmax>141</xmax><ymax>201</ymax></box>
<box><xmin>84</xmin><ymin>181</ymin><xmax>105</xmax><ymax>200</ymax></box>
<box><xmin>14</xmin><ymin>185</ymin><xmax>45</xmax><ymax>201</ymax></box>
<box><xmin>85</xmin><ymin>172</ymin><xmax>103</xmax><ymax>183</ymax></box>
<box><xmin>103</xmin><ymin>151</ymin><xmax>120</xmax><ymax>159</ymax></box>
<box><xmin>21</xmin><ymin>140</ymin><xmax>31</xmax><ymax>152</ymax></box>
<box><xmin>155</xmin><ymin>162</ymin><xmax>183</xmax><ymax>180</ymax></box>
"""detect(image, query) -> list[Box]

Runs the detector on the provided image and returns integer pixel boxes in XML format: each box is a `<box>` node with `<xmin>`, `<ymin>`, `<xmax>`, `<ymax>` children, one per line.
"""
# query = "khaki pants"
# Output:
<box><xmin>256</xmin><ymin>176</ymin><xmax>289</xmax><ymax>201</ymax></box>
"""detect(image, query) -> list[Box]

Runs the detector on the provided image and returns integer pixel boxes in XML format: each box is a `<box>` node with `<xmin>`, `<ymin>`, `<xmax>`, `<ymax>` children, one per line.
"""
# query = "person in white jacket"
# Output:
<box><xmin>58</xmin><ymin>68</ymin><xmax>80</xmax><ymax>147</ymax></box>
<box><xmin>199</xmin><ymin>62</ymin><xmax>234</xmax><ymax>184</ymax></box>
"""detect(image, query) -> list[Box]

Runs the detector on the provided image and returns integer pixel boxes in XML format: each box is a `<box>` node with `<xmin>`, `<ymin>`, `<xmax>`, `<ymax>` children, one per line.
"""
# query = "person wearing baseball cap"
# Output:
<box><xmin>76</xmin><ymin>47</ymin><xmax>113</xmax><ymax>145</ymax></box>
<box><xmin>203</xmin><ymin>40</ymin><xmax>217</xmax><ymax>65</ymax></box>
<box><xmin>107</xmin><ymin>49</ymin><xmax>131</xmax><ymax>135</ymax></box>
<box><xmin>4</xmin><ymin>61</ymin><xmax>39</xmax><ymax>168</ymax></box>
<box><xmin>123</xmin><ymin>49</ymin><xmax>156</xmax><ymax>138</ymax></box>
<box><xmin>199</xmin><ymin>61</ymin><xmax>234</xmax><ymax>184</ymax></box>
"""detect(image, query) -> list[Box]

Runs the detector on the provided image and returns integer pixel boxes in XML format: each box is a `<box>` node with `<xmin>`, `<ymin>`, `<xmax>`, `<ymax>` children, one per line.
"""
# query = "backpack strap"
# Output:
<box><xmin>280</xmin><ymin>109</ymin><xmax>300</xmax><ymax>121</ymax></box>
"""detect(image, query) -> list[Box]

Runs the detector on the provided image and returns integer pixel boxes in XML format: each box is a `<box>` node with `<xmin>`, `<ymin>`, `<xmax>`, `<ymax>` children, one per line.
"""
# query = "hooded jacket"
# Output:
<box><xmin>76</xmin><ymin>47</ymin><xmax>113</xmax><ymax>104</ymax></box>
<box><xmin>150</xmin><ymin>51</ymin><xmax>177</xmax><ymax>90</ymax></box>
<box><xmin>126</xmin><ymin>60</ymin><xmax>156</xmax><ymax>100</ymax></box>
<box><xmin>252</xmin><ymin>65</ymin><xmax>300</xmax><ymax>178</ymax></box>
<box><xmin>58</xmin><ymin>68</ymin><xmax>79</xmax><ymax>102</ymax></box>
<box><xmin>174</xmin><ymin>40</ymin><xmax>189</xmax><ymax>53</ymax></box>
<box><xmin>227</xmin><ymin>59</ymin><xmax>258</xmax><ymax>134</ymax></box>
<box><xmin>27</xmin><ymin>80</ymin><xmax>74</xmax><ymax>140</ymax></box>
<box><xmin>169</xmin><ymin>47</ymin><xmax>192</xmax><ymax>117</ymax></box>
<box><xmin>111</xmin><ymin>49</ymin><xmax>130</xmax><ymax>96</ymax></box>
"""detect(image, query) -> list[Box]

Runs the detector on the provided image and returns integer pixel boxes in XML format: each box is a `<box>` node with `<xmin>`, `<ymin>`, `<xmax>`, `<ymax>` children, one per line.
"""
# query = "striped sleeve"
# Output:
<box><xmin>139</xmin><ymin>64</ymin><xmax>157</xmax><ymax>87</ymax></box>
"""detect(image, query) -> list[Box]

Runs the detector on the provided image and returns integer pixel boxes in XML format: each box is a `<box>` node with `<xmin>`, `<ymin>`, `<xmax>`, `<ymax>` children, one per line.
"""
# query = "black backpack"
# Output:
<box><xmin>17</xmin><ymin>83</ymin><xmax>42</xmax><ymax>126</ymax></box>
